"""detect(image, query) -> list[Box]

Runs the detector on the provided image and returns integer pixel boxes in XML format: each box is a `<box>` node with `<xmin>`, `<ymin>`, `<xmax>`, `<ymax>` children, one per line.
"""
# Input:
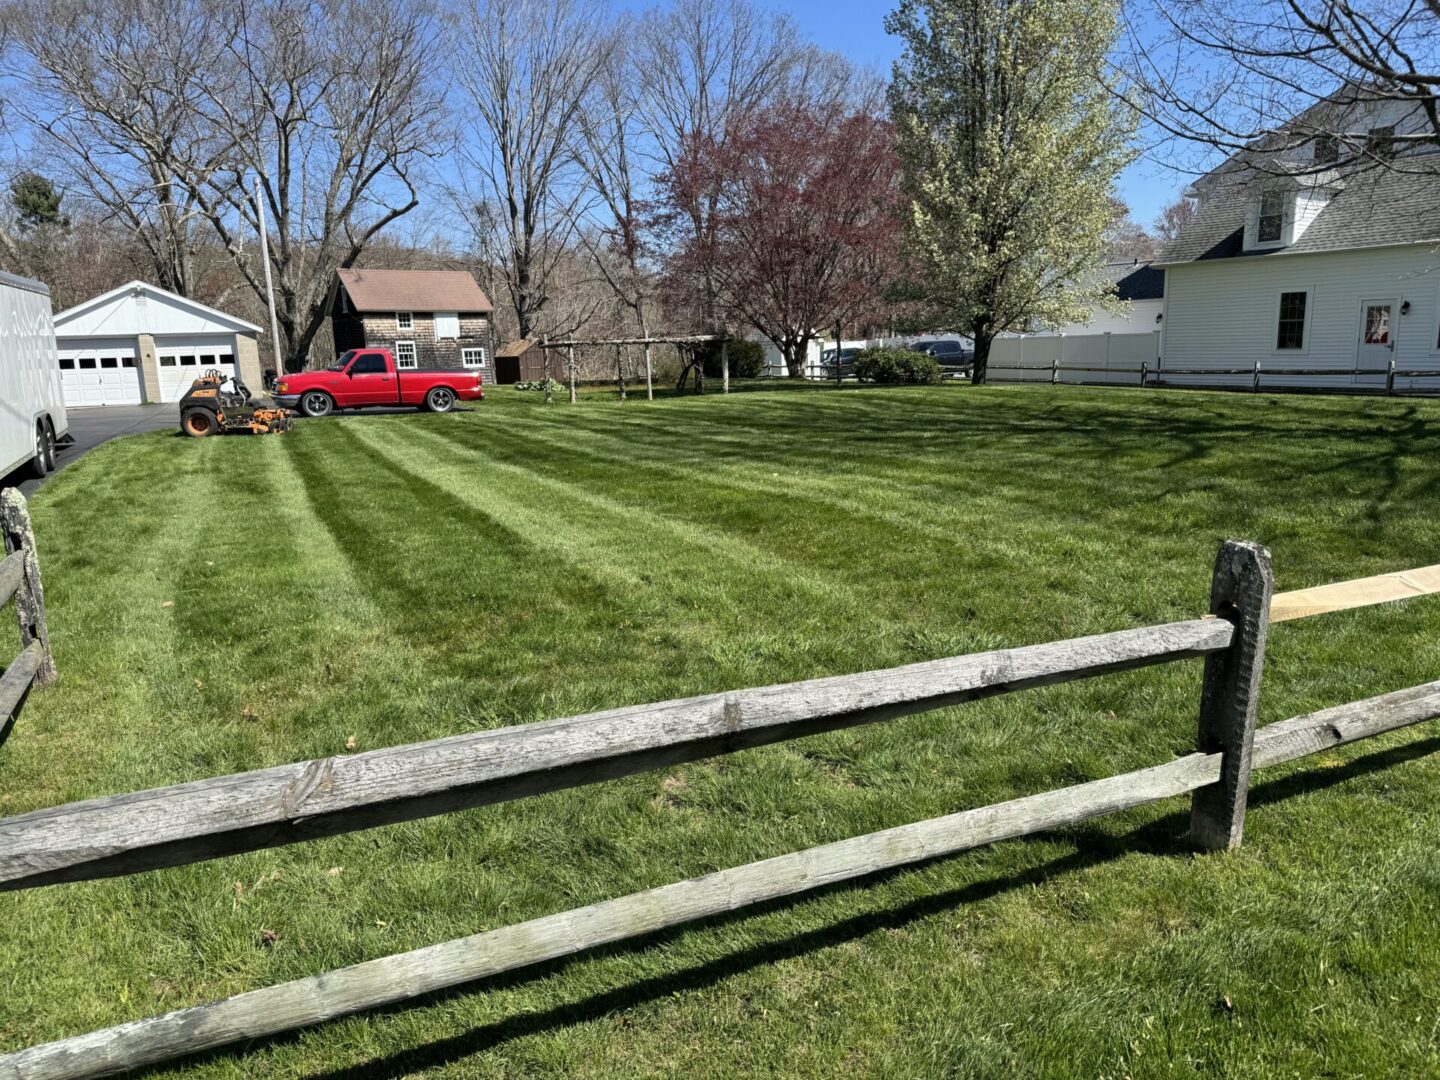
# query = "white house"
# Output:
<box><xmin>1156</xmin><ymin>94</ymin><xmax>1440</xmax><ymax>391</ymax></box>
<box><xmin>53</xmin><ymin>282</ymin><xmax>264</xmax><ymax>407</ymax></box>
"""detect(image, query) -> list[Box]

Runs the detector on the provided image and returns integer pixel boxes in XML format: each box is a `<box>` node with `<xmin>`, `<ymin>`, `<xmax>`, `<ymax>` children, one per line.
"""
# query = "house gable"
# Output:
<box><xmin>54</xmin><ymin>281</ymin><xmax>260</xmax><ymax>339</ymax></box>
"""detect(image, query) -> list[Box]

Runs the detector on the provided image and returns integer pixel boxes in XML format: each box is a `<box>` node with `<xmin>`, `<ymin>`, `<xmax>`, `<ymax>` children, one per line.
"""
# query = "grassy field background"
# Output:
<box><xmin>3</xmin><ymin>381</ymin><xmax>1440</xmax><ymax>1077</ymax></box>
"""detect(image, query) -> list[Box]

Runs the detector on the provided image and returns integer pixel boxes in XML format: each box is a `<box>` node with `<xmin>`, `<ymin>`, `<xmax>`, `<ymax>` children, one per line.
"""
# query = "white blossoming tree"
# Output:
<box><xmin>887</xmin><ymin>0</ymin><xmax>1136</xmax><ymax>383</ymax></box>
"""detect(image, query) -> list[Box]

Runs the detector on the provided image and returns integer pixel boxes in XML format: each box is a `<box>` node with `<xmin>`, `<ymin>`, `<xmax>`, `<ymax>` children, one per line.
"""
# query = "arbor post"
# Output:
<box><xmin>644</xmin><ymin>340</ymin><xmax>653</xmax><ymax>400</ymax></box>
<box><xmin>0</xmin><ymin>489</ymin><xmax>56</xmax><ymax>687</ymax></box>
<box><xmin>567</xmin><ymin>345</ymin><xmax>577</xmax><ymax>404</ymax></box>
<box><xmin>1189</xmin><ymin>540</ymin><xmax>1273</xmax><ymax>851</ymax></box>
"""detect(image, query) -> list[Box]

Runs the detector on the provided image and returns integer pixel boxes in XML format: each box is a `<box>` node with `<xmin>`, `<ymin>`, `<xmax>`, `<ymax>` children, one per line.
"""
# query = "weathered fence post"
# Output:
<box><xmin>1189</xmin><ymin>540</ymin><xmax>1272</xmax><ymax>851</ymax></box>
<box><xmin>0</xmin><ymin>489</ymin><xmax>56</xmax><ymax>687</ymax></box>
<box><xmin>1140</xmin><ymin>360</ymin><xmax>1148</xmax><ymax>388</ymax></box>
<box><xmin>644</xmin><ymin>340</ymin><xmax>654</xmax><ymax>400</ymax></box>
<box><xmin>1252</xmin><ymin>356</ymin><xmax>1262</xmax><ymax>392</ymax></box>
<box><xmin>721</xmin><ymin>339</ymin><xmax>730</xmax><ymax>394</ymax></box>
<box><xmin>1386</xmin><ymin>354</ymin><xmax>1397</xmax><ymax>396</ymax></box>
<box><xmin>567</xmin><ymin>344</ymin><xmax>577</xmax><ymax>405</ymax></box>
<box><xmin>1051</xmin><ymin>341</ymin><xmax>1060</xmax><ymax>385</ymax></box>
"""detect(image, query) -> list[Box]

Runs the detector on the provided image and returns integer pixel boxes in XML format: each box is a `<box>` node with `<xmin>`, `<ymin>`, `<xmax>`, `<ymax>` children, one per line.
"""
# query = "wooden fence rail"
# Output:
<box><xmin>0</xmin><ymin>489</ymin><xmax>54</xmax><ymax>746</ymax></box>
<box><xmin>3</xmin><ymin>540</ymin><xmax>1440</xmax><ymax>1078</ymax></box>
<box><xmin>989</xmin><ymin>351</ymin><xmax>1440</xmax><ymax>394</ymax></box>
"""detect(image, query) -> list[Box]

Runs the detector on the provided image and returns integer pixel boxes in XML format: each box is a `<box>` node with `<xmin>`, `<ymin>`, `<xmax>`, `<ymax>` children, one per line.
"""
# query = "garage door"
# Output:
<box><xmin>58</xmin><ymin>344</ymin><xmax>144</xmax><ymax>407</ymax></box>
<box><xmin>155</xmin><ymin>336</ymin><xmax>237</xmax><ymax>402</ymax></box>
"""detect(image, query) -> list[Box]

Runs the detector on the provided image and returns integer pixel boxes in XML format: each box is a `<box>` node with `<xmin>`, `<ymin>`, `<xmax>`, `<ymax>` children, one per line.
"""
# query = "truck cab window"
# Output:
<box><xmin>350</xmin><ymin>353</ymin><xmax>388</xmax><ymax>374</ymax></box>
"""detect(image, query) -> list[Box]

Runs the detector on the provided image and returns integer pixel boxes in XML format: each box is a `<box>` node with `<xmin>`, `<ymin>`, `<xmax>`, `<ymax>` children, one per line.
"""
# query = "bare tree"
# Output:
<box><xmin>1120</xmin><ymin>1</ymin><xmax>1439</xmax><ymax>178</ymax></box>
<box><xmin>5</xmin><ymin>0</ymin><xmax>230</xmax><ymax>295</ymax></box>
<box><xmin>183</xmin><ymin>0</ymin><xmax>443</xmax><ymax>371</ymax></box>
<box><xmin>7</xmin><ymin>0</ymin><xmax>442</xmax><ymax>370</ymax></box>
<box><xmin>456</xmin><ymin>0</ymin><xmax>611</xmax><ymax>341</ymax></box>
<box><xmin>574</xmin><ymin>25</ymin><xmax>656</xmax><ymax>344</ymax></box>
<box><xmin>1152</xmin><ymin>195</ymin><xmax>1197</xmax><ymax>243</ymax></box>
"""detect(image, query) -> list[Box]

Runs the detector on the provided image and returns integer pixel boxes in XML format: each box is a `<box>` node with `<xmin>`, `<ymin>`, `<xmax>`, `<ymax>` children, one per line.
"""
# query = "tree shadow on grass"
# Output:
<box><xmin>124</xmin><ymin>732</ymin><xmax>1440</xmax><ymax>1080</ymax></box>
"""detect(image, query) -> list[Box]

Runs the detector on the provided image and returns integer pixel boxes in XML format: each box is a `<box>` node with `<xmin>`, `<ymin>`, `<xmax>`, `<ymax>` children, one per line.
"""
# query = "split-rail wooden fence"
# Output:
<box><xmin>2</xmin><ymin>541</ymin><xmax>1440</xmax><ymax>1079</ymax></box>
<box><xmin>0</xmin><ymin>490</ymin><xmax>55</xmax><ymax>749</ymax></box>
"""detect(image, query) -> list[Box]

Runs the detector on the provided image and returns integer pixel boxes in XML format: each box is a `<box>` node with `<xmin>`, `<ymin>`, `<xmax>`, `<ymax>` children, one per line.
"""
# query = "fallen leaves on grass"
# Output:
<box><xmin>345</xmin><ymin>735</ymin><xmax>357</xmax><ymax>750</ymax></box>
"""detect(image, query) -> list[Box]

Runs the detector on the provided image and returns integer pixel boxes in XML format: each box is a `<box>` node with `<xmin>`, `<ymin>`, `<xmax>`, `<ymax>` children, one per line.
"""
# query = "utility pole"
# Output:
<box><xmin>255</xmin><ymin>178</ymin><xmax>283</xmax><ymax>380</ymax></box>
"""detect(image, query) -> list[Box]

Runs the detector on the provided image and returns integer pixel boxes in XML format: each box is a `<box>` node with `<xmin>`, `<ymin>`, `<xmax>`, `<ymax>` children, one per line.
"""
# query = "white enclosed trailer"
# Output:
<box><xmin>0</xmin><ymin>271</ymin><xmax>67</xmax><ymax>481</ymax></box>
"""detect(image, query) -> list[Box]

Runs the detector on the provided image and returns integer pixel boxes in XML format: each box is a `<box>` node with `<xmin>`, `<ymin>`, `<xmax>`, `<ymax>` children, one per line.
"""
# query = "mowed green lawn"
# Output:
<box><xmin>4</xmin><ymin>381</ymin><xmax>1440</xmax><ymax>1078</ymax></box>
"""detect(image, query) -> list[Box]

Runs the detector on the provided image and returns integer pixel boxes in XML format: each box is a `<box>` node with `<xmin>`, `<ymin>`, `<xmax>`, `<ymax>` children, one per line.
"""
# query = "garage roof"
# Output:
<box><xmin>54</xmin><ymin>281</ymin><xmax>261</xmax><ymax>337</ymax></box>
<box><xmin>336</xmin><ymin>269</ymin><xmax>493</xmax><ymax>313</ymax></box>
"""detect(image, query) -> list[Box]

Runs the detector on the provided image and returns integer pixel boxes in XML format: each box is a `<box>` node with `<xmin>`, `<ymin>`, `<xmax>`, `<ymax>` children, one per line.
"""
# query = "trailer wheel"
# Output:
<box><xmin>300</xmin><ymin>391</ymin><xmax>334</xmax><ymax>418</ymax></box>
<box><xmin>28</xmin><ymin>423</ymin><xmax>49</xmax><ymax>478</ymax></box>
<box><xmin>425</xmin><ymin>387</ymin><xmax>455</xmax><ymax>413</ymax></box>
<box><xmin>42</xmin><ymin>422</ymin><xmax>57</xmax><ymax>472</ymax></box>
<box><xmin>182</xmin><ymin>409</ymin><xmax>218</xmax><ymax>438</ymax></box>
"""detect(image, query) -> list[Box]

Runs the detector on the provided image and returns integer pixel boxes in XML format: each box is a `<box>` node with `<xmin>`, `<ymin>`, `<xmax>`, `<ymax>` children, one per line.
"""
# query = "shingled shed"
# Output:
<box><xmin>494</xmin><ymin>339</ymin><xmax>562</xmax><ymax>384</ymax></box>
<box><xmin>329</xmin><ymin>269</ymin><xmax>495</xmax><ymax>376</ymax></box>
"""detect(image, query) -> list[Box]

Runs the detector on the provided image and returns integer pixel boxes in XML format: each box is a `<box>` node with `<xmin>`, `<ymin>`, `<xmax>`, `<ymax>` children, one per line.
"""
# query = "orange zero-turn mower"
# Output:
<box><xmin>179</xmin><ymin>370</ymin><xmax>295</xmax><ymax>438</ymax></box>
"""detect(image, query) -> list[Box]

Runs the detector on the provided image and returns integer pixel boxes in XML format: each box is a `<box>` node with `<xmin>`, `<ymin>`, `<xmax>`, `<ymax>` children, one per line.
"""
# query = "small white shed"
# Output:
<box><xmin>53</xmin><ymin>282</ymin><xmax>264</xmax><ymax>407</ymax></box>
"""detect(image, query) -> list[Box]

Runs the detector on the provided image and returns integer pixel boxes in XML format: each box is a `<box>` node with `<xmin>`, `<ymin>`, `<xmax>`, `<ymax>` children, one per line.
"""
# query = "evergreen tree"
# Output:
<box><xmin>10</xmin><ymin>172</ymin><xmax>69</xmax><ymax>233</ymax></box>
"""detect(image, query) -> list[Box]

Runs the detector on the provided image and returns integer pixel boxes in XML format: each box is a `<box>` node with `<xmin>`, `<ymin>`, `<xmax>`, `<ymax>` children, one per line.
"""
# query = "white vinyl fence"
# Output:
<box><xmin>988</xmin><ymin>331</ymin><xmax>1159</xmax><ymax>386</ymax></box>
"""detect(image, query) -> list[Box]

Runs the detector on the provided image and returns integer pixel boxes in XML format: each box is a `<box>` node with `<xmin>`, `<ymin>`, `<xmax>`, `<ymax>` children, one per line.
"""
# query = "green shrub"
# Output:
<box><xmin>514</xmin><ymin>378</ymin><xmax>565</xmax><ymax>393</ymax></box>
<box><xmin>852</xmin><ymin>347</ymin><xmax>943</xmax><ymax>385</ymax></box>
<box><xmin>698</xmin><ymin>339</ymin><xmax>766</xmax><ymax>379</ymax></box>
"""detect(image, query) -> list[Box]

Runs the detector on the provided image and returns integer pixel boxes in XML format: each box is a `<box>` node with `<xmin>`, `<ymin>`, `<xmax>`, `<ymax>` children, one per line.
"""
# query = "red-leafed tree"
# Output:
<box><xmin>655</xmin><ymin>102</ymin><xmax>904</xmax><ymax>377</ymax></box>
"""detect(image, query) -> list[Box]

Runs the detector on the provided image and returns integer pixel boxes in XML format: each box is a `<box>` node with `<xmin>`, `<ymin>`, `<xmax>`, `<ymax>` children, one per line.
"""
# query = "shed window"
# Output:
<box><xmin>1257</xmin><ymin>190</ymin><xmax>1286</xmax><ymax>243</ymax></box>
<box><xmin>1277</xmin><ymin>291</ymin><xmax>1308</xmax><ymax>350</ymax></box>
<box><xmin>462</xmin><ymin>347</ymin><xmax>487</xmax><ymax>369</ymax></box>
<box><xmin>396</xmin><ymin>341</ymin><xmax>417</xmax><ymax>369</ymax></box>
<box><xmin>396</xmin><ymin>311</ymin><xmax>413</xmax><ymax>331</ymax></box>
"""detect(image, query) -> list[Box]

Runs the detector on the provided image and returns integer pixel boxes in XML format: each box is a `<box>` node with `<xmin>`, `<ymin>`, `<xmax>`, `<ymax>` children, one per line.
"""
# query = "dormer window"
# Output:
<box><xmin>1366</xmin><ymin>126</ymin><xmax>1395</xmax><ymax>160</ymax></box>
<box><xmin>1313</xmin><ymin>133</ymin><xmax>1339</xmax><ymax>165</ymax></box>
<box><xmin>1257</xmin><ymin>190</ymin><xmax>1286</xmax><ymax>243</ymax></box>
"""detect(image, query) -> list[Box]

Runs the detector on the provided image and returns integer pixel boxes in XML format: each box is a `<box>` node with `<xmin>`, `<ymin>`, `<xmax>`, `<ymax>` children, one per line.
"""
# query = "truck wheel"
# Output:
<box><xmin>181</xmin><ymin>408</ymin><xmax>218</xmax><ymax>438</ymax></box>
<box><xmin>29</xmin><ymin>423</ymin><xmax>49</xmax><ymax>478</ymax></box>
<box><xmin>300</xmin><ymin>391</ymin><xmax>334</xmax><ymax>417</ymax></box>
<box><xmin>425</xmin><ymin>387</ymin><xmax>455</xmax><ymax>413</ymax></box>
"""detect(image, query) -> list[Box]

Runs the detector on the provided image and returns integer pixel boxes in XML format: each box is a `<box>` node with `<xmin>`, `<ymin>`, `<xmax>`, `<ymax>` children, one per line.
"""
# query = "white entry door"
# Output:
<box><xmin>57</xmin><ymin>345</ymin><xmax>143</xmax><ymax>407</ymax></box>
<box><xmin>155</xmin><ymin>336</ymin><xmax>237</xmax><ymax>401</ymax></box>
<box><xmin>1356</xmin><ymin>299</ymin><xmax>1395</xmax><ymax>386</ymax></box>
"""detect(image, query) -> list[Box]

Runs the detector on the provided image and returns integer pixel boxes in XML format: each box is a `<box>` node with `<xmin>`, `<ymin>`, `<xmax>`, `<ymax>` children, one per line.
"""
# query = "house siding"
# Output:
<box><xmin>1161</xmin><ymin>243</ymin><xmax>1440</xmax><ymax>390</ymax></box>
<box><xmin>351</xmin><ymin>311</ymin><xmax>493</xmax><ymax>376</ymax></box>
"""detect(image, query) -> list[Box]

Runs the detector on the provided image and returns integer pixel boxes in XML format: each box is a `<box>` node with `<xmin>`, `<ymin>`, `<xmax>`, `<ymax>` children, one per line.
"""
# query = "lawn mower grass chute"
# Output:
<box><xmin>179</xmin><ymin>370</ymin><xmax>295</xmax><ymax>438</ymax></box>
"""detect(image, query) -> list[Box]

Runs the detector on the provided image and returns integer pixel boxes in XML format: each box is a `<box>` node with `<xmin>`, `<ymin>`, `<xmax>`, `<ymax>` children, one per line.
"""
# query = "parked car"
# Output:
<box><xmin>820</xmin><ymin>347</ymin><xmax>861</xmax><ymax>377</ymax></box>
<box><xmin>0</xmin><ymin>271</ymin><xmax>68</xmax><ymax>480</ymax></box>
<box><xmin>912</xmin><ymin>338</ymin><xmax>974</xmax><ymax>375</ymax></box>
<box><xmin>273</xmin><ymin>348</ymin><xmax>484</xmax><ymax>417</ymax></box>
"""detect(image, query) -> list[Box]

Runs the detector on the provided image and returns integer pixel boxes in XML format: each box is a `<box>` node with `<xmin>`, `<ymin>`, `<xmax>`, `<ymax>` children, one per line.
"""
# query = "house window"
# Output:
<box><xmin>434</xmin><ymin>311</ymin><xmax>460</xmax><ymax>339</ymax></box>
<box><xmin>462</xmin><ymin>347</ymin><xmax>487</xmax><ymax>369</ymax></box>
<box><xmin>1366</xmin><ymin>125</ymin><xmax>1395</xmax><ymax>160</ymax></box>
<box><xmin>1276</xmin><ymin>291</ymin><xmax>1308</xmax><ymax>350</ymax></box>
<box><xmin>1313</xmin><ymin>133</ymin><xmax>1339</xmax><ymax>165</ymax></box>
<box><xmin>396</xmin><ymin>341</ymin><xmax>417</xmax><ymax>369</ymax></box>
<box><xmin>396</xmin><ymin>311</ymin><xmax>413</xmax><ymax>331</ymax></box>
<box><xmin>1257</xmin><ymin>190</ymin><xmax>1286</xmax><ymax>244</ymax></box>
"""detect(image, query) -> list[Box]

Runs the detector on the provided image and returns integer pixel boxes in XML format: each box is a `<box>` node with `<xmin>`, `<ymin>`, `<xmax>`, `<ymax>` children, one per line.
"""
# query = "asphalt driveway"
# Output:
<box><xmin>3</xmin><ymin>404</ymin><xmax>178</xmax><ymax>497</ymax></box>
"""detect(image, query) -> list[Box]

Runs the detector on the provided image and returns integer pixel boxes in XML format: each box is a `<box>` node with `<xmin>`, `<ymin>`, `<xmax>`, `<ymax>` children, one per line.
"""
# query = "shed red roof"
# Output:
<box><xmin>336</xmin><ymin>269</ymin><xmax>493</xmax><ymax>313</ymax></box>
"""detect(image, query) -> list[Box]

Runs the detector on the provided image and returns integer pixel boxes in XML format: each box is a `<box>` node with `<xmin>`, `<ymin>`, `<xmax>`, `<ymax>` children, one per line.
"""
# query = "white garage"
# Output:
<box><xmin>53</xmin><ymin>282</ymin><xmax>264</xmax><ymax>407</ymax></box>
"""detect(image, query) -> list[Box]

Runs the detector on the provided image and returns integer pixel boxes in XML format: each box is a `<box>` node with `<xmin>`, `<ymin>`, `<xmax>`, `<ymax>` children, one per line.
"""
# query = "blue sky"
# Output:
<box><xmin>776</xmin><ymin>0</ymin><xmax>1189</xmax><ymax>227</ymax></box>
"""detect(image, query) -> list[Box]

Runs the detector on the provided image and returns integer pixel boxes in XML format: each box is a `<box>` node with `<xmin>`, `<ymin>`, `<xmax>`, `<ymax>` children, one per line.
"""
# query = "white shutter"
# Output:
<box><xmin>434</xmin><ymin>312</ymin><xmax>460</xmax><ymax>339</ymax></box>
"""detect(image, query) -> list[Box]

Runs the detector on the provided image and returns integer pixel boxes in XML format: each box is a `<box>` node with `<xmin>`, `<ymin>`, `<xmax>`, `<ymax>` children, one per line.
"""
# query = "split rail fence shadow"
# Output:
<box><xmin>988</xmin><ymin>332</ymin><xmax>1440</xmax><ymax>394</ymax></box>
<box><xmin>0</xmin><ymin>490</ymin><xmax>55</xmax><ymax>751</ymax></box>
<box><xmin>3</xmin><ymin>540</ymin><xmax>1440</xmax><ymax>1078</ymax></box>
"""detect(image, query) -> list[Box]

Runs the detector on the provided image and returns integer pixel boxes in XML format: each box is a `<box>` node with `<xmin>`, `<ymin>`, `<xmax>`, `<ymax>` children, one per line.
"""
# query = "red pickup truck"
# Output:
<box><xmin>273</xmin><ymin>349</ymin><xmax>484</xmax><ymax>417</ymax></box>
